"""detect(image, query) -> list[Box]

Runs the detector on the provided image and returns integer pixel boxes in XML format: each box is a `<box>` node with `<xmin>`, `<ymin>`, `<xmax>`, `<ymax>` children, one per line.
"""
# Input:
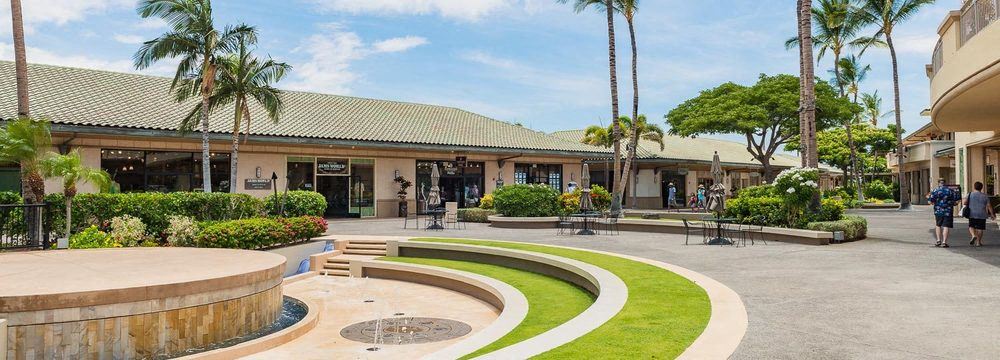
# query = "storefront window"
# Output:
<box><xmin>287</xmin><ymin>157</ymin><xmax>315</xmax><ymax>191</ymax></box>
<box><xmin>350</xmin><ymin>159</ymin><xmax>375</xmax><ymax>217</ymax></box>
<box><xmin>416</xmin><ymin>160</ymin><xmax>485</xmax><ymax>209</ymax></box>
<box><xmin>100</xmin><ymin>149</ymin><xmax>230</xmax><ymax>193</ymax></box>
<box><xmin>514</xmin><ymin>163</ymin><xmax>562</xmax><ymax>191</ymax></box>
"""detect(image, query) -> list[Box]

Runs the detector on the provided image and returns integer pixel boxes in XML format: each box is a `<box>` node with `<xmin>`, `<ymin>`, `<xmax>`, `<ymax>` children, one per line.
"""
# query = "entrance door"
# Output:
<box><xmin>317</xmin><ymin>176</ymin><xmax>350</xmax><ymax>217</ymax></box>
<box><xmin>661</xmin><ymin>173</ymin><xmax>686</xmax><ymax>208</ymax></box>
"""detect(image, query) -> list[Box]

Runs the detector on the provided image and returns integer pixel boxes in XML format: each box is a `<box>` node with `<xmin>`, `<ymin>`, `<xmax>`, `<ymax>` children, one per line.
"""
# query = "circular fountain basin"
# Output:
<box><xmin>0</xmin><ymin>247</ymin><xmax>285</xmax><ymax>359</ymax></box>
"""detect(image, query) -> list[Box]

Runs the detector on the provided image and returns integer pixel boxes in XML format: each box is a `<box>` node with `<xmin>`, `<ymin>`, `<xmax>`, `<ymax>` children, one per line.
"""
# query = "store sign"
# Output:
<box><xmin>456</xmin><ymin>156</ymin><xmax>467</xmax><ymax>167</ymax></box>
<box><xmin>317</xmin><ymin>158</ymin><xmax>350</xmax><ymax>175</ymax></box>
<box><xmin>244</xmin><ymin>178</ymin><xmax>272</xmax><ymax>190</ymax></box>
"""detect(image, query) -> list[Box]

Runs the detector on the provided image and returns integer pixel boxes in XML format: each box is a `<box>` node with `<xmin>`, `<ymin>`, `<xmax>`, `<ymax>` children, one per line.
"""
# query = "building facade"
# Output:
<box><xmin>927</xmin><ymin>1</ymin><xmax>1000</xmax><ymax>199</ymax></box>
<box><xmin>887</xmin><ymin>123</ymin><xmax>956</xmax><ymax>204</ymax></box>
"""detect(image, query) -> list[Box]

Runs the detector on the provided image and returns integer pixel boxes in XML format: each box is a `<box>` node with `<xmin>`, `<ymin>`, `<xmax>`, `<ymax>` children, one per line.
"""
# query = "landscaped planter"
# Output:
<box><xmin>488</xmin><ymin>215</ymin><xmax>559</xmax><ymax>229</ymax></box>
<box><xmin>861</xmin><ymin>202</ymin><xmax>900</xmax><ymax>209</ymax></box>
<box><xmin>622</xmin><ymin>210</ymin><xmax>711</xmax><ymax>221</ymax></box>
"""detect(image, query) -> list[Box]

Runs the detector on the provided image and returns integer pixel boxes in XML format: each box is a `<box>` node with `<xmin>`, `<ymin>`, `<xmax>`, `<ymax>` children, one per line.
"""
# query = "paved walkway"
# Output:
<box><xmin>326</xmin><ymin>207</ymin><xmax>1000</xmax><ymax>359</ymax></box>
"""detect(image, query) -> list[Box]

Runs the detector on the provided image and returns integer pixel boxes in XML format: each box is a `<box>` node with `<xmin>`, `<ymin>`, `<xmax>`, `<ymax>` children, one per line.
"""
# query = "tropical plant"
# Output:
<box><xmin>264</xmin><ymin>190</ymin><xmax>327</xmax><ymax>217</ymax></box>
<box><xmin>68</xmin><ymin>226</ymin><xmax>117</xmax><ymax>249</ymax></box>
<box><xmin>559</xmin><ymin>0</ymin><xmax>624</xmax><ymax>213</ymax></box>
<box><xmin>0</xmin><ymin>118</ymin><xmax>51</xmax><ymax>204</ymax></box>
<box><xmin>110</xmin><ymin>214</ymin><xmax>148</xmax><ymax>247</ymax></box>
<box><xmin>178</xmin><ymin>32</ymin><xmax>290</xmax><ymax>193</ymax></box>
<box><xmin>858</xmin><ymin>0</ymin><xmax>937</xmax><ymax>210</ymax></box>
<box><xmin>492</xmin><ymin>184</ymin><xmax>561</xmax><ymax>217</ymax></box>
<box><xmin>9</xmin><ymin>0</ymin><xmax>29</xmax><ymax>118</ymax></box>
<box><xmin>41</xmin><ymin>149</ymin><xmax>112</xmax><ymax>238</ymax></box>
<box><xmin>860</xmin><ymin>91</ymin><xmax>893</xmax><ymax>126</ymax></box>
<box><xmin>666</xmin><ymin>74</ymin><xmax>854</xmax><ymax>181</ymax></box>
<box><xmin>134</xmin><ymin>0</ymin><xmax>257</xmax><ymax>192</ymax></box>
<box><xmin>165</xmin><ymin>215</ymin><xmax>199</xmax><ymax>247</ymax></box>
<box><xmin>833</xmin><ymin>55</ymin><xmax>870</xmax><ymax>201</ymax></box>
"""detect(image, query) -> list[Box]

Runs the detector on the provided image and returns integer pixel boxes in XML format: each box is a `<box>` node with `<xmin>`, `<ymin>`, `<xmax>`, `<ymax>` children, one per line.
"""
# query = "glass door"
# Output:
<box><xmin>317</xmin><ymin>176</ymin><xmax>350</xmax><ymax>217</ymax></box>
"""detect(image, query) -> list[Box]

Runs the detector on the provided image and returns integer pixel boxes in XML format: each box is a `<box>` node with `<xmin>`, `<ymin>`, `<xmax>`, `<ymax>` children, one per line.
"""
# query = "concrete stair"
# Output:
<box><xmin>343</xmin><ymin>239</ymin><xmax>388</xmax><ymax>256</ymax></box>
<box><xmin>320</xmin><ymin>238</ymin><xmax>390</xmax><ymax>276</ymax></box>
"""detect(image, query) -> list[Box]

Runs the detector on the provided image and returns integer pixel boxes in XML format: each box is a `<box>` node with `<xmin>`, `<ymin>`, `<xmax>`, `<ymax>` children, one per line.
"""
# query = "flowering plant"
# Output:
<box><xmin>773</xmin><ymin>167</ymin><xmax>820</xmax><ymax>226</ymax></box>
<box><xmin>109</xmin><ymin>215</ymin><xmax>147</xmax><ymax>247</ymax></box>
<box><xmin>165</xmin><ymin>215</ymin><xmax>199</xmax><ymax>247</ymax></box>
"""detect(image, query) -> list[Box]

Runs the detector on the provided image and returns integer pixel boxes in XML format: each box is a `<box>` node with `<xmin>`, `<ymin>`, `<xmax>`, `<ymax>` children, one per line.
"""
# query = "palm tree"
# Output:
<box><xmin>581</xmin><ymin>115</ymin><xmax>663</xmax><ymax>206</ymax></box>
<box><xmin>859</xmin><ymin>0</ymin><xmax>936</xmax><ymax>210</ymax></box>
<box><xmin>833</xmin><ymin>55</ymin><xmax>871</xmax><ymax>201</ymax></box>
<box><xmin>860</xmin><ymin>91</ymin><xmax>893</xmax><ymax>126</ymax></box>
<box><xmin>41</xmin><ymin>150</ymin><xmax>111</xmax><ymax>238</ymax></box>
<box><xmin>134</xmin><ymin>0</ymin><xmax>257</xmax><ymax>193</ymax></box>
<box><xmin>621</xmin><ymin>115</ymin><xmax>664</xmax><ymax>208</ymax></box>
<box><xmin>177</xmin><ymin>33</ymin><xmax>290</xmax><ymax>193</ymax></box>
<box><xmin>0</xmin><ymin>119</ymin><xmax>51</xmax><ymax>244</ymax></box>
<box><xmin>559</xmin><ymin>0</ymin><xmax>623</xmax><ymax>213</ymax></box>
<box><xmin>786</xmin><ymin>0</ymin><xmax>881</xmax><ymax>95</ymax></box>
<box><xmin>9</xmin><ymin>0</ymin><xmax>29</xmax><ymax>118</ymax></box>
<box><xmin>797</xmin><ymin>0</ymin><xmax>818</xmax><ymax>170</ymax></box>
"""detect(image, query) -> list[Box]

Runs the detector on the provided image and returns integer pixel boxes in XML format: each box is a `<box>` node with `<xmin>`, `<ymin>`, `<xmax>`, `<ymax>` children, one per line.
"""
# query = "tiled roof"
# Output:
<box><xmin>550</xmin><ymin>129</ymin><xmax>805</xmax><ymax>168</ymax></box>
<box><xmin>0</xmin><ymin>61</ymin><xmax>605</xmax><ymax>154</ymax></box>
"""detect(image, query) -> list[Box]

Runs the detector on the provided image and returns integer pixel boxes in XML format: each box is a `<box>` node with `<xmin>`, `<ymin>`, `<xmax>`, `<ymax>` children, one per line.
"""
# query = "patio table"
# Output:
<box><xmin>572</xmin><ymin>212</ymin><xmax>602</xmax><ymax>235</ymax></box>
<box><xmin>703</xmin><ymin>217</ymin><xmax>736</xmax><ymax>245</ymax></box>
<box><xmin>423</xmin><ymin>208</ymin><xmax>447</xmax><ymax>230</ymax></box>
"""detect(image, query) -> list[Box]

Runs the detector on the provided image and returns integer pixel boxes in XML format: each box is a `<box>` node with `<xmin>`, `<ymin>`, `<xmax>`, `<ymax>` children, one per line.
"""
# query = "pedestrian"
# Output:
<box><xmin>667</xmin><ymin>182</ymin><xmax>677</xmax><ymax>210</ymax></box>
<box><xmin>963</xmin><ymin>181</ymin><xmax>995</xmax><ymax>247</ymax></box>
<box><xmin>927</xmin><ymin>178</ymin><xmax>960</xmax><ymax>247</ymax></box>
<box><xmin>696</xmin><ymin>185</ymin><xmax>706</xmax><ymax>210</ymax></box>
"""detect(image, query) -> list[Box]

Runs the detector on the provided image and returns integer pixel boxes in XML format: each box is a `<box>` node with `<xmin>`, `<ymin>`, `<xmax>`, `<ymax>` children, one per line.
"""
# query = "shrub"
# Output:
<box><xmin>73</xmin><ymin>192</ymin><xmax>265</xmax><ymax>237</ymax></box>
<box><xmin>165</xmin><ymin>215</ymin><xmax>199</xmax><ymax>247</ymax></box>
<box><xmin>815</xmin><ymin>198</ymin><xmax>846</xmax><ymax>222</ymax></box>
<box><xmin>69</xmin><ymin>226</ymin><xmax>117</xmax><ymax>249</ymax></box>
<box><xmin>0</xmin><ymin>191</ymin><xmax>21</xmax><ymax>204</ymax></box>
<box><xmin>492</xmin><ymin>184</ymin><xmax>561</xmax><ymax>217</ymax></box>
<box><xmin>109</xmin><ymin>215</ymin><xmax>146</xmax><ymax>247</ymax></box>
<box><xmin>458</xmin><ymin>208</ymin><xmax>496</xmax><ymax>223</ymax></box>
<box><xmin>864</xmin><ymin>180</ymin><xmax>894</xmax><ymax>201</ymax></box>
<box><xmin>735</xmin><ymin>184</ymin><xmax>775</xmax><ymax>199</ymax></box>
<box><xmin>479</xmin><ymin>194</ymin><xmax>495</xmax><ymax>210</ymax></box>
<box><xmin>773</xmin><ymin>168</ymin><xmax>820</xmax><ymax>226</ymax></box>
<box><xmin>265</xmin><ymin>190</ymin><xmax>327</xmax><ymax>217</ymax></box>
<box><xmin>806</xmin><ymin>215</ymin><xmax>868</xmax><ymax>241</ymax></box>
<box><xmin>195</xmin><ymin>216</ymin><xmax>324</xmax><ymax>249</ymax></box>
<box><xmin>725</xmin><ymin>196</ymin><xmax>784</xmax><ymax>226</ymax></box>
<box><xmin>281</xmin><ymin>216</ymin><xmax>328</xmax><ymax>240</ymax></box>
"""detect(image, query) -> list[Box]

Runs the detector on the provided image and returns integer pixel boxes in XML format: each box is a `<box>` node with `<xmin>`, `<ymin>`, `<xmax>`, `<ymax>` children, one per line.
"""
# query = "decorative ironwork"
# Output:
<box><xmin>931</xmin><ymin>38</ymin><xmax>944</xmax><ymax>77</ymax></box>
<box><xmin>0</xmin><ymin>203</ymin><xmax>51</xmax><ymax>250</ymax></box>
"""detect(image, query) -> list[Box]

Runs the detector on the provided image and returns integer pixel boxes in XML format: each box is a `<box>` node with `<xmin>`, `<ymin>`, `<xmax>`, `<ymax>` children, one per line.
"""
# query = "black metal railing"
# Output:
<box><xmin>931</xmin><ymin>38</ymin><xmax>944</xmax><ymax>77</ymax></box>
<box><xmin>0</xmin><ymin>203</ymin><xmax>51</xmax><ymax>251</ymax></box>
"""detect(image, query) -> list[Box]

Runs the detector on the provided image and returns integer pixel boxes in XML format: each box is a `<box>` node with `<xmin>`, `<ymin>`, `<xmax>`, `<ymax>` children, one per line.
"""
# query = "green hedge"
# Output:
<box><xmin>726</xmin><ymin>196</ymin><xmax>846</xmax><ymax>228</ymax></box>
<box><xmin>71</xmin><ymin>192</ymin><xmax>264</xmax><ymax>237</ymax></box>
<box><xmin>864</xmin><ymin>180</ymin><xmax>894</xmax><ymax>201</ymax></box>
<box><xmin>195</xmin><ymin>215</ymin><xmax>328</xmax><ymax>249</ymax></box>
<box><xmin>492</xmin><ymin>184</ymin><xmax>561</xmax><ymax>217</ymax></box>
<box><xmin>457</xmin><ymin>208</ymin><xmax>496</xmax><ymax>223</ymax></box>
<box><xmin>734</xmin><ymin>184</ymin><xmax>775</xmax><ymax>198</ymax></box>
<box><xmin>264</xmin><ymin>190</ymin><xmax>327</xmax><ymax>217</ymax></box>
<box><xmin>806</xmin><ymin>215</ymin><xmax>868</xmax><ymax>241</ymax></box>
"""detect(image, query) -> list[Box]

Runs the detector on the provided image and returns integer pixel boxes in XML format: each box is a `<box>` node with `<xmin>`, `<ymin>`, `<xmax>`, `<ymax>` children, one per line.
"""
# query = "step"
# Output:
<box><xmin>321</xmin><ymin>269</ymin><xmax>351</xmax><ymax>277</ymax></box>
<box><xmin>326</xmin><ymin>257</ymin><xmax>350</xmax><ymax>264</ymax></box>
<box><xmin>345</xmin><ymin>239</ymin><xmax>388</xmax><ymax>245</ymax></box>
<box><xmin>346</xmin><ymin>243</ymin><xmax>387</xmax><ymax>250</ymax></box>
<box><xmin>323</xmin><ymin>262</ymin><xmax>350</xmax><ymax>270</ymax></box>
<box><xmin>343</xmin><ymin>249</ymin><xmax>387</xmax><ymax>256</ymax></box>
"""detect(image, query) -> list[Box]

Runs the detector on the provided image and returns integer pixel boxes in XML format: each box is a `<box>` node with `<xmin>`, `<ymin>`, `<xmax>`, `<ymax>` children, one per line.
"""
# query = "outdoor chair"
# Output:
<box><xmin>740</xmin><ymin>224</ymin><xmax>766</xmax><ymax>245</ymax></box>
<box><xmin>598</xmin><ymin>213</ymin><xmax>620</xmax><ymax>235</ymax></box>
<box><xmin>557</xmin><ymin>215</ymin><xmax>576</xmax><ymax>235</ymax></box>
<box><xmin>682</xmin><ymin>219</ymin><xmax>707</xmax><ymax>245</ymax></box>
<box><xmin>403</xmin><ymin>210</ymin><xmax>420</xmax><ymax>229</ymax></box>
<box><xmin>721</xmin><ymin>222</ymin><xmax>744</xmax><ymax>247</ymax></box>
<box><xmin>444</xmin><ymin>202</ymin><xmax>464</xmax><ymax>230</ymax></box>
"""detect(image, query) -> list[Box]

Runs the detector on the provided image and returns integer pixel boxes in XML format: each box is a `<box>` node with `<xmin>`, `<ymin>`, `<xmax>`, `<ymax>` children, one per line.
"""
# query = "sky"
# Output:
<box><xmin>1</xmin><ymin>0</ymin><xmax>956</xmax><ymax>143</ymax></box>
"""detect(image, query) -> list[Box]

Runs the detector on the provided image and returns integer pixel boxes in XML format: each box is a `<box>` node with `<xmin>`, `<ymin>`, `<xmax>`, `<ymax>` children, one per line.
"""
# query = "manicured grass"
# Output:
<box><xmin>379</xmin><ymin>256</ymin><xmax>594</xmax><ymax>359</ymax></box>
<box><xmin>412</xmin><ymin>238</ymin><xmax>711</xmax><ymax>359</ymax></box>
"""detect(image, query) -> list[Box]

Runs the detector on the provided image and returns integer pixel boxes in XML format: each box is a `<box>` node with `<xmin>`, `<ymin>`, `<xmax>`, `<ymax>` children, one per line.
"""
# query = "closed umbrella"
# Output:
<box><xmin>707</xmin><ymin>151</ymin><xmax>727</xmax><ymax>214</ymax></box>
<box><xmin>428</xmin><ymin>163</ymin><xmax>441</xmax><ymax>209</ymax></box>
<box><xmin>580</xmin><ymin>163</ymin><xmax>592</xmax><ymax>212</ymax></box>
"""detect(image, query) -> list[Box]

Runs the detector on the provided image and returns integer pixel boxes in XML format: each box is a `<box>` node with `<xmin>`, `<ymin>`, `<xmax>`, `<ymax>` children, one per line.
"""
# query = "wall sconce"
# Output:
<box><xmin>255</xmin><ymin>166</ymin><xmax>262</xmax><ymax>179</ymax></box>
<box><xmin>394</xmin><ymin>169</ymin><xmax>400</xmax><ymax>178</ymax></box>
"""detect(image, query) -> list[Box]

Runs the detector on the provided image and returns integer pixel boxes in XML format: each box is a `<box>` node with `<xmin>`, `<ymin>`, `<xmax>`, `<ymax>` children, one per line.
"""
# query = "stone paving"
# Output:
<box><xmin>327</xmin><ymin>206</ymin><xmax>1000</xmax><ymax>360</ymax></box>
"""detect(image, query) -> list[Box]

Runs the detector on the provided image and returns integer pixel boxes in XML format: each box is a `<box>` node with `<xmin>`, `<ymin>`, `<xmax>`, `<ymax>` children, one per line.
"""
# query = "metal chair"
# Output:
<box><xmin>740</xmin><ymin>224</ymin><xmax>766</xmax><ymax>245</ymax></box>
<box><xmin>557</xmin><ymin>215</ymin><xmax>576</xmax><ymax>235</ymax></box>
<box><xmin>722</xmin><ymin>222</ymin><xmax>746</xmax><ymax>247</ymax></box>
<box><xmin>682</xmin><ymin>219</ymin><xmax>707</xmax><ymax>245</ymax></box>
<box><xmin>403</xmin><ymin>210</ymin><xmax>420</xmax><ymax>229</ymax></box>
<box><xmin>444</xmin><ymin>202</ymin><xmax>464</xmax><ymax>229</ymax></box>
<box><xmin>598</xmin><ymin>213</ymin><xmax>620</xmax><ymax>235</ymax></box>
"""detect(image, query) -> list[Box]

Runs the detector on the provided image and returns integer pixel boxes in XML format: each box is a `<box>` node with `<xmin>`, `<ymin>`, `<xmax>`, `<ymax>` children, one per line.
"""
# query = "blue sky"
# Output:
<box><xmin>1</xmin><ymin>0</ymin><xmax>954</xmax><ymax>141</ymax></box>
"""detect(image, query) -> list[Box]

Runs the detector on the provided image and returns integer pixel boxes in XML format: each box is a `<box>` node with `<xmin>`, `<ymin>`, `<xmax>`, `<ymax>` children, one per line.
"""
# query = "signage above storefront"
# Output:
<box><xmin>317</xmin><ymin>158</ymin><xmax>350</xmax><ymax>176</ymax></box>
<box><xmin>244</xmin><ymin>178</ymin><xmax>272</xmax><ymax>190</ymax></box>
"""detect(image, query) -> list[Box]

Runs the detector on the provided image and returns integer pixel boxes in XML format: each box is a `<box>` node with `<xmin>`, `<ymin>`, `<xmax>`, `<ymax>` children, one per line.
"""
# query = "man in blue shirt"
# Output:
<box><xmin>927</xmin><ymin>178</ymin><xmax>961</xmax><ymax>247</ymax></box>
<box><xmin>667</xmin><ymin>182</ymin><xmax>677</xmax><ymax>210</ymax></box>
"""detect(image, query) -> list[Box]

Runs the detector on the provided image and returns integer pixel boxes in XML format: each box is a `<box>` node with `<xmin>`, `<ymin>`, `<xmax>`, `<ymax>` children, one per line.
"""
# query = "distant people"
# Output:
<box><xmin>927</xmin><ymin>178</ymin><xmax>960</xmax><ymax>248</ymax></box>
<box><xmin>964</xmin><ymin>181</ymin><xmax>995</xmax><ymax>247</ymax></box>
<box><xmin>696</xmin><ymin>185</ymin><xmax>707</xmax><ymax>210</ymax></box>
<box><xmin>667</xmin><ymin>182</ymin><xmax>677</xmax><ymax>210</ymax></box>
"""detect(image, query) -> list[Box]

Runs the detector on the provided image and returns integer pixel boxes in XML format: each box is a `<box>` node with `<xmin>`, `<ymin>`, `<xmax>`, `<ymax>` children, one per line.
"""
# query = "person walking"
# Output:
<box><xmin>964</xmin><ymin>181</ymin><xmax>995</xmax><ymax>247</ymax></box>
<box><xmin>927</xmin><ymin>179</ymin><xmax>960</xmax><ymax>247</ymax></box>
<box><xmin>667</xmin><ymin>182</ymin><xmax>677</xmax><ymax>210</ymax></box>
<box><xmin>696</xmin><ymin>184</ymin><xmax>706</xmax><ymax>210</ymax></box>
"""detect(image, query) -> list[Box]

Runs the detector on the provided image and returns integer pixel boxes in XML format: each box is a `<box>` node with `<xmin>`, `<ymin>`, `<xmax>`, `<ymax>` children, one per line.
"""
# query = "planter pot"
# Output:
<box><xmin>398</xmin><ymin>202</ymin><xmax>408</xmax><ymax>217</ymax></box>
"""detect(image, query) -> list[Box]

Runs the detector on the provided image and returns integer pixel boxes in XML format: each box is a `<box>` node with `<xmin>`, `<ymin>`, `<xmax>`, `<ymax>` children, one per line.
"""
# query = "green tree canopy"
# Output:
<box><xmin>786</xmin><ymin>123</ymin><xmax>898</xmax><ymax>173</ymax></box>
<box><xmin>666</xmin><ymin>74</ymin><xmax>856</xmax><ymax>180</ymax></box>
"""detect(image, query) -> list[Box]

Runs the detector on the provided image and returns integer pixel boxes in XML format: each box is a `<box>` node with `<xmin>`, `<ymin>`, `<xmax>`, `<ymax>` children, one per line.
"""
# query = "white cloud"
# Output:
<box><xmin>135</xmin><ymin>17</ymin><xmax>168</xmax><ymax>30</ymax></box>
<box><xmin>372</xmin><ymin>36</ymin><xmax>429</xmax><ymax>53</ymax></box>
<box><xmin>892</xmin><ymin>33</ymin><xmax>939</xmax><ymax>55</ymax></box>
<box><xmin>458</xmin><ymin>50</ymin><xmax>605</xmax><ymax>105</ymax></box>
<box><xmin>286</xmin><ymin>24</ymin><xmax>427</xmax><ymax>94</ymax></box>
<box><xmin>0</xmin><ymin>0</ymin><xmax>133</xmax><ymax>35</ymax></box>
<box><xmin>307</xmin><ymin>0</ymin><xmax>512</xmax><ymax>21</ymax></box>
<box><xmin>113</xmin><ymin>34</ymin><xmax>145</xmax><ymax>45</ymax></box>
<box><xmin>0</xmin><ymin>42</ymin><xmax>175</xmax><ymax>76</ymax></box>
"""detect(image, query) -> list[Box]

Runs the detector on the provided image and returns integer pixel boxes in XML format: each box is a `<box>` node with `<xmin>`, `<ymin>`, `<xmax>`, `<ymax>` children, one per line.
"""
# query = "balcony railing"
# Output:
<box><xmin>960</xmin><ymin>0</ymin><xmax>1000</xmax><ymax>46</ymax></box>
<box><xmin>931</xmin><ymin>38</ymin><xmax>944</xmax><ymax>76</ymax></box>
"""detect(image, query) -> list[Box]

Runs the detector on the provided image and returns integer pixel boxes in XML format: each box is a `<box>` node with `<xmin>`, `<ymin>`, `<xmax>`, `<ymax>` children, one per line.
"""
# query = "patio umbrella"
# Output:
<box><xmin>580</xmin><ymin>163</ymin><xmax>593</xmax><ymax>212</ymax></box>
<box><xmin>428</xmin><ymin>163</ymin><xmax>442</xmax><ymax>209</ymax></box>
<box><xmin>707</xmin><ymin>151</ymin><xmax>727</xmax><ymax>215</ymax></box>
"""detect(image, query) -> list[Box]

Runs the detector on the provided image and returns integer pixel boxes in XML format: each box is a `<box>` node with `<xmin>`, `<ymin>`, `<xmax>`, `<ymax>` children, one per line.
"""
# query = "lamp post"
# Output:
<box><xmin>270</xmin><ymin>172</ymin><xmax>280</xmax><ymax>216</ymax></box>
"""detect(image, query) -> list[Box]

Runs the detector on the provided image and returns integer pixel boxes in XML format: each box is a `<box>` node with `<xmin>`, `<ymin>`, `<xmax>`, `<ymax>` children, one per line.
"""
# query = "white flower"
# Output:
<box><xmin>787</xmin><ymin>187</ymin><xmax>796</xmax><ymax>193</ymax></box>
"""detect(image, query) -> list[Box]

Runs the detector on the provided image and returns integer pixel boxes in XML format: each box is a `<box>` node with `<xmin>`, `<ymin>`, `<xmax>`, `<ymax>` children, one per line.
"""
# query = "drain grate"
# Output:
<box><xmin>340</xmin><ymin>317</ymin><xmax>472</xmax><ymax>345</ymax></box>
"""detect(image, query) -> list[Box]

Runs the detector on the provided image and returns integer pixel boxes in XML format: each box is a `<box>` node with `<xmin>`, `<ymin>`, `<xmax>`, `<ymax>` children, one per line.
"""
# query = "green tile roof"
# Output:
<box><xmin>0</xmin><ymin>61</ymin><xmax>605</xmax><ymax>155</ymax></box>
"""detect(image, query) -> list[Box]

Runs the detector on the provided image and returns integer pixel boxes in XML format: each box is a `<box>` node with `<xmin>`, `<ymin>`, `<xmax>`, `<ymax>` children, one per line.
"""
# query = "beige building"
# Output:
<box><xmin>2</xmin><ymin>61</ymin><xmax>835</xmax><ymax>217</ymax></box>
<box><xmin>887</xmin><ymin>123</ymin><xmax>956</xmax><ymax>204</ymax></box>
<box><xmin>927</xmin><ymin>0</ymin><xmax>1000</xmax><ymax>197</ymax></box>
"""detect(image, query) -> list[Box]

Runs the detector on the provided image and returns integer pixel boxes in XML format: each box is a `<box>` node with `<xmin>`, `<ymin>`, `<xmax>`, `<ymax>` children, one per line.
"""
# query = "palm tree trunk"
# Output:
<box><xmin>65</xmin><ymin>196</ymin><xmax>72</xmax><ymax>239</ymax></box>
<box><xmin>10</xmin><ymin>0</ymin><xmax>29</xmax><ymax>118</ymax></box>
<box><xmin>887</xmin><ymin>35</ymin><xmax>909</xmax><ymax>209</ymax></box>
<box><xmin>199</xmin><ymin>62</ymin><xmax>216</xmax><ymax>193</ymax></box>
<box><xmin>797</xmin><ymin>0</ymin><xmax>809</xmax><ymax>168</ymax></box>
<box><xmin>619</xmin><ymin>16</ymin><xmax>641</xmax><ymax>210</ymax></box>
<box><xmin>850</xmin><ymin>92</ymin><xmax>866</xmax><ymax>202</ymax></box>
<box><xmin>229</xmin><ymin>98</ymin><xmax>243</xmax><ymax>193</ymax></box>
<box><xmin>798</xmin><ymin>0</ymin><xmax>820</xmax><ymax>211</ymax></box>
<box><xmin>605</xmin><ymin>0</ymin><xmax>622</xmax><ymax>213</ymax></box>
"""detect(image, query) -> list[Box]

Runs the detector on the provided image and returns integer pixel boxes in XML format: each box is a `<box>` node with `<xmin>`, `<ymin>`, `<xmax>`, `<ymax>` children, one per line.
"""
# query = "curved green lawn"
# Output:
<box><xmin>380</xmin><ymin>256</ymin><xmax>594</xmax><ymax>359</ymax></box>
<box><xmin>412</xmin><ymin>238</ymin><xmax>711</xmax><ymax>359</ymax></box>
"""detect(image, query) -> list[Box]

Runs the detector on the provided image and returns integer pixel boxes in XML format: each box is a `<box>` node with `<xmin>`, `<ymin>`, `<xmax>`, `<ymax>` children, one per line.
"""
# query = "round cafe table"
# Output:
<box><xmin>704</xmin><ymin>216</ymin><xmax>735</xmax><ymax>245</ymax></box>
<box><xmin>424</xmin><ymin>208</ymin><xmax>447</xmax><ymax>230</ymax></box>
<box><xmin>572</xmin><ymin>212</ymin><xmax>602</xmax><ymax>235</ymax></box>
